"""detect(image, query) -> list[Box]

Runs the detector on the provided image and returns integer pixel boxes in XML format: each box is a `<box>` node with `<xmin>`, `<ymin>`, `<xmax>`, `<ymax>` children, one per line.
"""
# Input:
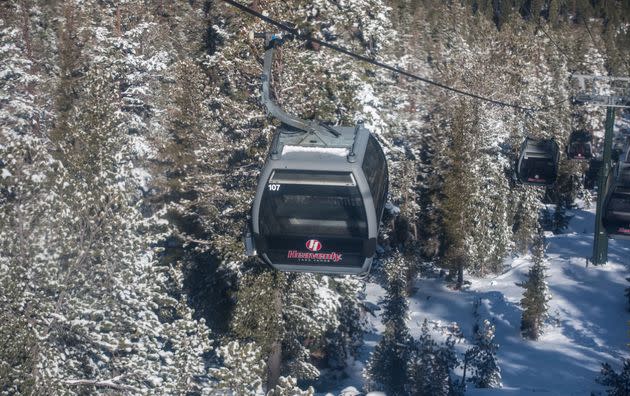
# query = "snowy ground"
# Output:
<box><xmin>323</xmin><ymin>202</ymin><xmax>630</xmax><ymax>395</ymax></box>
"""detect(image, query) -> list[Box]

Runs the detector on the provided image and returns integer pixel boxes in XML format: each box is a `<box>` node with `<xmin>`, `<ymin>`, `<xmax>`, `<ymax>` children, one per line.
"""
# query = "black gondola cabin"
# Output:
<box><xmin>517</xmin><ymin>137</ymin><xmax>560</xmax><ymax>186</ymax></box>
<box><xmin>567</xmin><ymin>130</ymin><xmax>593</xmax><ymax>160</ymax></box>
<box><xmin>249</xmin><ymin>126</ymin><xmax>388</xmax><ymax>274</ymax></box>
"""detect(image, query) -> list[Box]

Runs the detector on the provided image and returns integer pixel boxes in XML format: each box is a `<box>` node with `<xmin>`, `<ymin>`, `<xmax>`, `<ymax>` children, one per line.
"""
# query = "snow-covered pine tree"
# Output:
<box><xmin>322</xmin><ymin>277</ymin><xmax>366</xmax><ymax>372</ymax></box>
<box><xmin>407</xmin><ymin>319</ymin><xmax>461</xmax><ymax>396</ymax></box>
<box><xmin>1</xmin><ymin>2</ymin><xmax>217</xmax><ymax>392</ymax></box>
<box><xmin>365</xmin><ymin>252</ymin><xmax>412</xmax><ymax>395</ymax></box>
<box><xmin>552</xmin><ymin>201</ymin><xmax>573</xmax><ymax>234</ymax></box>
<box><xmin>0</xmin><ymin>15</ymin><xmax>50</xmax><ymax>393</ymax></box>
<box><xmin>44</xmin><ymin>63</ymin><xmax>214</xmax><ymax>394</ymax></box>
<box><xmin>465</xmin><ymin>319</ymin><xmax>502</xmax><ymax>388</ymax></box>
<box><xmin>438</xmin><ymin>99</ymin><xmax>478</xmax><ymax>288</ymax></box>
<box><xmin>210</xmin><ymin>341</ymin><xmax>266</xmax><ymax>395</ymax></box>
<box><xmin>520</xmin><ymin>229</ymin><xmax>552</xmax><ymax>340</ymax></box>
<box><xmin>266</xmin><ymin>376</ymin><xmax>314</xmax><ymax>396</ymax></box>
<box><xmin>512</xmin><ymin>186</ymin><xmax>544</xmax><ymax>254</ymax></box>
<box><xmin>420</xmin><ymin>4</ymin><xmax>524</xmax><ymax>280</ymax></box>
<box><xmin>230</xmin><ymin>270</ymin><xmax>344</xmax><ymax>391</ymax></box>
<box><xmin>596</xmin><ymin>359</ymin><xmax>630</xmax><ymax>396</ymax></box>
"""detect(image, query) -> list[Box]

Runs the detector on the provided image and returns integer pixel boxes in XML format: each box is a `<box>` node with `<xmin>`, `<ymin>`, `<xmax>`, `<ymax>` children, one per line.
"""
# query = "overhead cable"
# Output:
<box><xmin>219</xmin><ymin>0</ymin><xmax>568</xmax><ymax>113</ymax></box>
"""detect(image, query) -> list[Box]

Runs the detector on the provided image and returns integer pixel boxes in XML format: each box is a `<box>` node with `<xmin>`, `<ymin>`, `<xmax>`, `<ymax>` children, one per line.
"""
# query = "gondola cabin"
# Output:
<box><xmin>585</xmin><ymin>159</ymin><xmax>603</xmax><ymax>190</ymax></box>
<box><xmin>567</xmin><ymin>130</ymin><xmax>593</xmax><ymax>160</ymax></box>
<box><xmin>248</xmin><ymin>125</ymin><xmax>388</xmax><ymax>275</ymax></box>
<box><xmin>603</xmin><ymin>184</ymin><xmax>630</xmax><ymax>240</ymax></box>
<box><xmin>245</xmin><ymin>33</ymin><xmax>389</xmax><ymax>275</ymax></box>
<box><xmin>517</xmin><ymin>137</ymin><xmax>560</xmax><ymax>186</ymax></box>
<box><xmin>244</xmin><ymin>32</ymin><xmax>388</xmax><ymax>275</ymax></box>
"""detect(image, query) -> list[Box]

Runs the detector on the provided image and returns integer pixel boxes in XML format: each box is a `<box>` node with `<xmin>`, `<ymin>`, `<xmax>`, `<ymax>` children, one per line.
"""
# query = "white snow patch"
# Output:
<box><xmin>31</xmin><ymin>173</ymin><xmax>45</xmax><ymax>183</ymax></box>
<box><xmin>339</xmin><ymin>386</ymin><xmax>361</xmax><ymax>396</ymax></box>
<box><xmin>282</xmin><ymin>145</ymin><xmax>349</xmax><ymax>157</ymax></box>
<box><xmin>131</xmin><ymin>167</ymin><xmax>151</xmax><ymax>191</ymax></box>
<box><xmin>384</xmin><ymin>201</ymin><xmax>400</xmax><ymax>214</ymax></box>
<box><xmin>1</xmin><ymin>168</ymin><xmax>11</xmax><ymax>178</ymax></box>
<box><xmin>326</xmin><ymin>203</ymin><xmax>630</xmax><ymax>395</ymax></box>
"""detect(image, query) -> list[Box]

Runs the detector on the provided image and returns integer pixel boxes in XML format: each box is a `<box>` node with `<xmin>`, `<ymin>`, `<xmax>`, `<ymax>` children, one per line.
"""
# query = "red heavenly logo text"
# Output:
<box><xmin>287</xmin><ymin>251</ymin><xmax>343</xmax><ymax>262</ymax></box>
<box><xmin>305</xmin><ymin>239</ymin><xmax>322</xmax><ymax>252</ymax></box>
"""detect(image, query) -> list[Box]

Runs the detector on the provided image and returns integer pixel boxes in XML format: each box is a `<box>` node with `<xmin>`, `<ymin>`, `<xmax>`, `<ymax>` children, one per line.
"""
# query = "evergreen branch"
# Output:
<box><xmin>63</xmin><ymin>377</ymin><xmax>139</xmax><ymax>392</ymax></box>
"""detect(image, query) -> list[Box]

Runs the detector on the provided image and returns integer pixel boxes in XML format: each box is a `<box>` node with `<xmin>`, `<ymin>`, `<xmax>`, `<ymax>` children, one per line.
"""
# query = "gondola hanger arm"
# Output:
<box><xmin>258</xmin><ymin>32</ymin><xmax>340</xmax><ymax>138</ymax></box>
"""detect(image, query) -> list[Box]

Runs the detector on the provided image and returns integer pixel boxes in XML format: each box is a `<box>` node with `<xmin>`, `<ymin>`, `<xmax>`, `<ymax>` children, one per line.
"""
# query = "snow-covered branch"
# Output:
<box><xmin>63</xmin><ymin>377</ymin><xmax>139</xmax><ymax>392</ymax></box>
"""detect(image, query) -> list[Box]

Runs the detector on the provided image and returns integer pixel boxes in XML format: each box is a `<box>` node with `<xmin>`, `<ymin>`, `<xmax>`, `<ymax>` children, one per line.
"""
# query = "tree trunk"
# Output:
<box><xmin>266</xmin><ymin>340</ymin><xmax>282</xmax><ymax>390</ymax></box>
<box><xmin>266</xmin><ymin>287</ymin><xmax>283</xmax><ymax>390</ymax></box>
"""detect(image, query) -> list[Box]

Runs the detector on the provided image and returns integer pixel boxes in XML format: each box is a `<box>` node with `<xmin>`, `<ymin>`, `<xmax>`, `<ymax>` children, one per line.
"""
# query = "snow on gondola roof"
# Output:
<box><xmin>281</xmin><ymin>145</ymin><xmax>349</xmax><ymax>157</ymax></box>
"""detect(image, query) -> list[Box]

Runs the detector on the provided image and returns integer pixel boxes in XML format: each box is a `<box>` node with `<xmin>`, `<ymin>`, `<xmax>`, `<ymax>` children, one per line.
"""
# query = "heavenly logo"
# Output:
<box><xmin>287</xmin><ymin>239</ymin><xmax>342</xmax><ymax>262</ymax></box>
<box><xmin>287</xmin><ymin>250</ymin><xmax>343</xmax><ymax>262</ymax></box>
<box><xmin>305</xmin><ymin>239</ymin><xmax>322</xmax><ymax>252</ymax></box>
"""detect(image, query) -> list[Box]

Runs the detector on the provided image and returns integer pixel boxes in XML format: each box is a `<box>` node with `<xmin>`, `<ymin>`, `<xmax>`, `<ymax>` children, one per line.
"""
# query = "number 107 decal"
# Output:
<box><xmin>268</xmin><ymin>184</ymin><xmax>281</xmax><ymax>191</ymax></box>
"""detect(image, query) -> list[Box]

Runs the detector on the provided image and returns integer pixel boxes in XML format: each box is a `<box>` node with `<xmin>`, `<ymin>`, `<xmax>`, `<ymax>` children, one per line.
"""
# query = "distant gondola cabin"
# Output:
<box><xmin>567</xmin><ymin>130</ymin><xmax>593</xmax><ymax>160</ymax></box>
<box><xmin>517</xmin><ymin>137</ymin><xmax>560</xmax><ymax>186</ymax></box>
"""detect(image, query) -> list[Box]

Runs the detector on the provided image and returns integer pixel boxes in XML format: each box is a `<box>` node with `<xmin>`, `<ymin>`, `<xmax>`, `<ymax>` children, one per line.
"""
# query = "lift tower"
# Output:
<box><xmin>571</xmin><ymin>75</ymin><xmax>630</xmax><ymax>265</ymax></box>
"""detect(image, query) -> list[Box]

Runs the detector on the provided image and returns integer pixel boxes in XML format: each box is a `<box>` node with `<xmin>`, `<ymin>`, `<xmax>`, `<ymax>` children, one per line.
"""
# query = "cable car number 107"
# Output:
<box><xmin>268</xmin><ymin>184</ymin><xmax>281</xmax><ymax>191</ymax></box>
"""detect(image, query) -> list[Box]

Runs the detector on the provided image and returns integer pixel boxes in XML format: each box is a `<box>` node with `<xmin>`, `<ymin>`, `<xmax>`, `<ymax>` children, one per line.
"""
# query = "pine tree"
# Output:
<box><xmin>520</xmin><ymin>230</ymin><xmax>552</xmax><ymax>340</ymax></box>
<box><xmin>440</xmin><ymin>100</ymin><xmax>477</xmax><ymax>288</ymax></box>
<box><xmin>210</xmin><ymin>341</ymin><xmax>266</xmax><ymax>395</ymax></box>
<box><xmin>552</xmin><ymin>201</ymin><xmax>572</xmax><ymax>234</ymax></box>
<box><xmin>407</xmin><ymin>319</ymin><xmax>461</xmax><ymax>396</ymax></box>
<box><xmin>322</xmin><ymin>277</ymin><xmax>366</xmax><ymax>371</ymax></box>
<box><xmin>512</xmin><ymin>187</ymin><xmax>543</xmax><ymax>254</ymax></box>
<box><xmin>365</xmin><ymin>253</ymin><xmax>412</xmax><ymax>395</ymax></box>
<box><xmin>0</xmin><ymin>3</ymin><xmax>217</xmax><ymax>392</ymax></box>
<box><xmin>230</xmin><ymin>270</ymin><xmax>349</xmax><ymax>391</ymax></box>
<box><xmin>596</xmin><ymin>359</ymin><xmax>630</xmax><ymax>396</ymax></box>
<box><xmin>547</xmin><ymin>0</ymin><xmax>560</xmax><ymax>25</ymax></box>
<box><xmin>466</xmin><ymin>319</ymin><xmax>502</xmax><ymax>388</ymax></box>
<box><xmin>266</xmin><ymin>376</ymin><xmax>314</xmax><ymax>396</ymax></box>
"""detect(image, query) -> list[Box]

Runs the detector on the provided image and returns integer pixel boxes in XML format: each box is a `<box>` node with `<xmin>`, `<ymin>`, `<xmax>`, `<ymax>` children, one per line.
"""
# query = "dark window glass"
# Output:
<box><xmin>362</xmin><ymin>135</ymin><xmax>387</xmax><ymax>217</ymax></box>
<box><xmin>608</xmin><ymin>193</ymin><xmax>630</xmax><ymax>213</ymax></box>
<box><xmin>259</xmin><ymin>172</ymin><xmax>368</xmax><ymax>238</ymax></box>
<box><xmin>522</xmin><ymin>158</ymin><xmax>555</xmax><ymax>182</ymax></box>
<box><xmin>569</xmin><ymin>142</ymin><xmax>589</xmax><ymax>157</ymax></box>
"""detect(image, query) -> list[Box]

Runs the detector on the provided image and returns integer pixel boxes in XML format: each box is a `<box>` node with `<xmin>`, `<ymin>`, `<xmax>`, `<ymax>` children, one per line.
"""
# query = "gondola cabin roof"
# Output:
<box><xmin>268</xmin><ymin>124</ymin><xmax>369</xmax><ymax>168</ymax></box>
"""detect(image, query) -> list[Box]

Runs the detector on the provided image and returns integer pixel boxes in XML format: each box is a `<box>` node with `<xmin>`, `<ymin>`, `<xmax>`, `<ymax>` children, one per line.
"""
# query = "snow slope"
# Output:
<box><xmin>330</xmin><ymin>203</ymin><xmax>630</xmax><ymax>395</ymax></box>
